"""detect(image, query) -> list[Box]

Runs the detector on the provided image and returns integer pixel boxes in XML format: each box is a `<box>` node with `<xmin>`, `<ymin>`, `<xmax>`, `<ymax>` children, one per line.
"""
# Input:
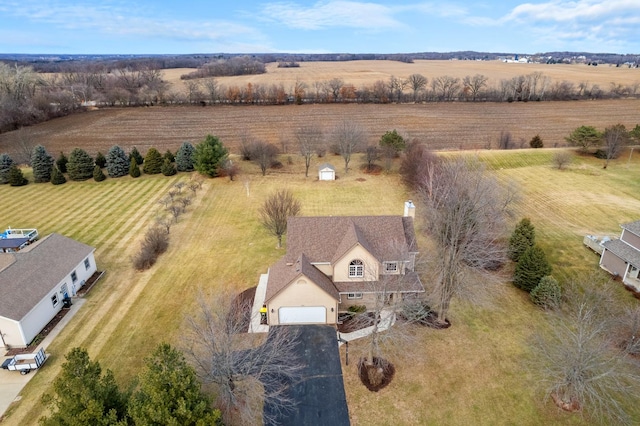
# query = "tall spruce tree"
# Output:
<box><xmin>56</xmin><ymin>151</ymin><xmax>68</xmax><ymax>173</ymax></box>
<box><xmin>176</xmin><ymin>142</ymin><xmax>195</xmax><ymax>172</ymax></box>
<box><xmin>508</xmin><ymin>218</ymin><xmax>536</xmax><ymax>262</ymax></box>
<box><xmin>130</xmin><ymin>146</ymin><xmax>144</xmax><ymax>165</ymax></box>
<box><xmin>94</xmin><ymin>151</ymin><xmax>106</xmax><ymax>168</ymax></box>
<box><xmin>0</xmin><ymin>153</ymin><xmax>14</xmax><ymax>184</ymax></box>
<box><xmin>93</xmin><ymin>165</ymin><xmax>106</xmax><ymax>182</ymax></box>
<box><xmin>513</xmin><ymin>245</ymin><xmax>552</xmax><ymax>292</ymax></box>
<box><xmin>129</xmin><ymin>156</ymin><xmax>141</xmax><ymax>178</ymax></box>
<box><xmin>106</xmin><ymin>145</ymin><xmax>130</xmax><ymax>177</ymax></box>
<box><xmin>8</xmin><ymin>164</ymin><xmax>28</xmax><ymax>186</ymax></box>
<box><xmin>194</xmin><ymin>135</ymin><xmax>228</xmax><ymax>177</ymax></box>
<box><xmin>51</xmin><ymin>166</ymin><xmax>67</xmax><ymax>185</ymax></box>
<box><xmin>31</xmin><ymin>145</ymin><xmax>54</xmax><ymax>183</ymax></box>
<box><xmin>67</xmin><ymin>148</ymin><xmax>94</xmax><ymax>181</ymax></box>
<box><xmin>143</xmin><ymin>147</ymin><xmax>163</xmax><ymax>174</ymax></box>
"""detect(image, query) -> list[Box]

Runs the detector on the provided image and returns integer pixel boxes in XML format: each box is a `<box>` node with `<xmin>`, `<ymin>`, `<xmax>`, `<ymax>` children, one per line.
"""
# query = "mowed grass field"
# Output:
<box><xmin>163</xmin><ymin>60</ymin><xmax>640</xmax><ymax>94</ymax></box>
<box><xmin>1</xmin><ymin>100</ymin><xmax>639</xmax><ymax>161</ymax></box>
<box><xmin>2</xmin><ymin>149</ymin><xmax>640</xmax><ymax>425</ymax></box>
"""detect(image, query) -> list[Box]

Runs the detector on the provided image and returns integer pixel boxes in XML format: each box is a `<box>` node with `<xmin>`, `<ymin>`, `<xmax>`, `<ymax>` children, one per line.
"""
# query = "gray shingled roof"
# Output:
<box><xmin>286</xmin><ymin>216</ymin><xmax>418</xmax><ymax>264</ymax></box>
<box><xmin>621</xmin><ymin>220</ymin><xmax>640</xmax><ymax>238</ymax></box>
<box><xmin>602</xmin><ymin>238</ymin><xmax>640</xmax><ymax>268</ymax></box>
<box><xmin>0</xmin><ymin>233</ymin><xmax>95</xmax><ymax>321</ymax></box>
<box><xmin>266</xmin><ymin>254</ymin><xmax>340</xmax><ymax>302</ymax></box>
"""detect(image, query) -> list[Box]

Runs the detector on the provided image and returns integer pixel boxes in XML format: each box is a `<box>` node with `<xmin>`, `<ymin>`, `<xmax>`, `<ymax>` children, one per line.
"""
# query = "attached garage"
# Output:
<box><xmin>279</xmin><ymin>306</ymin><xmax>326</xmax><ymax>324</ymax></box>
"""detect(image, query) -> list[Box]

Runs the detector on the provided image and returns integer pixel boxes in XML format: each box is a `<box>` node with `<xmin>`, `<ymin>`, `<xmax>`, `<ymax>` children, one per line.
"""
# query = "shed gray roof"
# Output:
<box><xmin>602</xmin><ymin>238</ymin><xmax>640</xmax><ymax>268</ymax></box>
<box><xmin>318</xmin><ymin>163</ymin><xmax>335</xmax><ymax>171</ymax></box>
<box><xmin>0</xmin><ymin>233</ymin><xmax>95</xmax><ymax>321</ymax></box>
<box><xmin>621</xmin><ymin>220</ymin><xmax>640</xmax><ymax>238</ymax></box>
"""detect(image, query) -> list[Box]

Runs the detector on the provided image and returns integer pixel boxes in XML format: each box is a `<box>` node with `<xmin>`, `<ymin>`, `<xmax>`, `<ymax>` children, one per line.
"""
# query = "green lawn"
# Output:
<box><xmin>2</xmin><ymin>150</ymin><xmax>640</xmax><ymax>425</ymax></box>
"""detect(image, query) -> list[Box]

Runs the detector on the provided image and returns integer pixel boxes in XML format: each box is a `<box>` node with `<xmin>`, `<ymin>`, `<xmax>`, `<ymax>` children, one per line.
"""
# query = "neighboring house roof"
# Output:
<box><xmin>621</xmin><ymin>220</ymin><xmax>640</xmax><ymax>237</ymax></box>
<box><xmin>266</xmin><ymin>254</ymin><xmax>340</xmax><ymax>302</ymax></box>
<box><xmin>318</xmin><ymin>163</ymin><xmax>335</xmax><ymax>171</ymax></box>
<box><xmin>602</xmin><ymin>238</ymin><xmax>640</xmax><ymax>268</ymax></box>
<box><xmin>285</xmin><ymin>216</ymin><xmax>418</xmax><ymax>264</ymax></box>
<box><xmin>0</xmin><ymin>233</ymin><xmax>95</xmax><ymax>321</ymax></box>
<box><xmin>263</xmin><ymin>325</ymin><xmax>350</xmax><ymax>426</ymax></box>
<box><xmin>0</xmin><ymin>237</ymin><xmax>29</xmax><ymax>250</ymax></box>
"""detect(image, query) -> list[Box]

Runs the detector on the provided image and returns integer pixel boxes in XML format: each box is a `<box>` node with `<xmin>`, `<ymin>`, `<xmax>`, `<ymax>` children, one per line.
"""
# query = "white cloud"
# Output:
<box><xmin>505</xmin><ymin>0</ymin><xmax>640</xmax><ymax>22</ymax></box>
<box><xmin>260</xmin><ymin>1</ymin><xmax>402</xmax><ymax>30</ymax></box>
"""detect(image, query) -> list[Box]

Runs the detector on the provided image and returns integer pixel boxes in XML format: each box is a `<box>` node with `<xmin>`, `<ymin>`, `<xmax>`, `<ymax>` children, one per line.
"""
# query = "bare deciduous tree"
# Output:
<box><xmin>332</xmin><ymin>120</ymin><xmax>366</xmax><ymax>173</ymax></box>
<box><xmin>260</xmin><ymin>189</ymin><xmax>301</xmax><ymax>249</ymax></box>
<box><xmin>552</xmin><ymin>151</ymin><xmax>573</xmax><ymax>170</ymax></box>
<box><xmin>251</xmin><ymin>141</ymin><xmax>279</xmax><ymax>176</ymax></box>
<box><xmin>602</xmin><ymin>123</ymin><xmax>629</xmax><ymax>168</ymax></box>
<box><xmin>294</xmin><ymin>125</ymin><xmax>324</xmax><ymax>177</ymax></box>
<box><xmin>407</xmin><ymin>73</ymin><xmax>427</xmax><ymax>101</ymax></box>
<box><xmin>417</xmin><ymin>157</ymin><xmax>514</xmax><ymax>323</ymax></box>
<box><xmin>183</xmin><ymin>292</ymin><xmax>303</xmax><ymax>426</ymax></box>
<box><xmin>462</xmin><ymin>74</ymin><xmax>488</xmax><ymax>101</ymax></box>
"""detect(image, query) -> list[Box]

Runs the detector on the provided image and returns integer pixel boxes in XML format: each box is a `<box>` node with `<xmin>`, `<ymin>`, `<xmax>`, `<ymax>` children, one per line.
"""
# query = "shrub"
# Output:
<box><xmin>8</xmin><ymin>165</ymin><xmax>28</xmax><ymax>186</ymax></box>
<box><xmin>530</xmin><ymin>276</ymin><xmax>561</xmax><ymax>309</ymax></box>
<box><xmin>176</xmin><ymin>142</ymin><xmax>195</xmax><ymax>172</ymax></box>
<box><xmin>129</xmin><ymin>157</ymin><xmax>141</xmax><ymax>178</ymax></box>
<box><xmin>51</xmin><ymin>166</ymin><xmax>67</xmax><ymax>185</ymax></box>
<box><xmin>93</xmin><ymin>165</ymin><xmax>106</xmax><ymax>182</ymax></box>
<box><xmin>56</xmin><ymin>151</ymin><xmax>68</xmax><ymax>173</ymax></box>
<box><xmin>552</xmin><ymin>151</ymin><xmax>573</xmax><ymax>170</ymax></box>
<box><xmin>94</xmin><ymin>151</ymin><xmax>106</xmax><ymax>168</ymax></box>
<box><xmin>133</xmin><ymin>227</ymin><xmax>169</xmax><ymax>271</ymax></box>
<box><xmin>129</xmin><ymin>146</ymin><xmax>144</xmax><ymax>165</ymax></box>
<box><xmin>31</xmin><ymin>145</ymin><xmax>54</xmax><ymax>183</ymax></box>
<box><xmin>143</xmin><ymin>147</ymin><xmax>163</xmax><ymax>174</ymax></box>
<box><xmin>348</xmin><ymin>305</ymin><xmax>367</xmax><ymax>314</ymax></box>
<box><xmin>106</xmin><ymin>145</ymin><xmax>129</xmax><ymax>177</ymax></box>
<box><xmin>508</xmin><ymin>218</ymin><xmax>536</xmax><ymax>262</ymax></box>
<box><xmin>67</xmin><ymin>148</ymin><xmax>94</xmax><ymax>181</ymax></box>
<box><xmin>513</xmin><ymin>245</ymin><xmax>552</xmax><ymax>292</ymax></box>
<box><xmin>161</xmin><ymin>158</ymin><xmax>177</xmax><ymax>176</ymax></box>
<box><xmin>529</xmin><ymin>134</ymin><xmax>544</xmax><ymax>148</ymax></box>
<box><xmin>164</xmin><ymin>150</ymin><xmax>175</xmax><ymax>163</ymax></box>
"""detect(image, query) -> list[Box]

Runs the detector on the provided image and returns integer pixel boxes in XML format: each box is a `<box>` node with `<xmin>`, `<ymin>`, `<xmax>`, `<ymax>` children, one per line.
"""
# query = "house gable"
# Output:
<box><xmin>332</xmin><ymin>244</ymin><xmax>379</xmax><ymax>282</ymax></box>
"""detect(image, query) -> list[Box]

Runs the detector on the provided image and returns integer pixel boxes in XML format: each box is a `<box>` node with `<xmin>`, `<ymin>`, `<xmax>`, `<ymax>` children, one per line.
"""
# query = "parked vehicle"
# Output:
<box><xmin>1</xmin><ymin>348</ymin><xmax>47</xmax><ymax>375</ymax></box>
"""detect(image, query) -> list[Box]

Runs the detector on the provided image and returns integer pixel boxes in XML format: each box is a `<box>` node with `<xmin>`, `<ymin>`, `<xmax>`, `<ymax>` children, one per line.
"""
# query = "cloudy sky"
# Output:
<box><xmin>0</xmin><ymin>0</ymin><xmax>638</xmax><ymax>55</ymax></box>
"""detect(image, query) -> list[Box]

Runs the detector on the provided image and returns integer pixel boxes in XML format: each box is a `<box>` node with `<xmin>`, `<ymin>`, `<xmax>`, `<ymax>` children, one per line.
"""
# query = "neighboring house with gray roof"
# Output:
<box><xmin>264</xmin><ymin>201</ymin><xmax>424</xmax><ymax>325</ymax></box>
<box><xmin>0</xmin><ymin>233</ymin><xmax>96</xmax><ymax>348</ymax></box>
<box><xmin>600</xmin><ymin>220</ymin><xmax>640</xmax><ymax>292</ymax></box>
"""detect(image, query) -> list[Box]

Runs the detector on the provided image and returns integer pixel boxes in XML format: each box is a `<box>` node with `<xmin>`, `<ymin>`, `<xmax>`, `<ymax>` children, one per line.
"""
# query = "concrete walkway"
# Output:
<box><xmin>0</xmin><ymin>298</ymin><xmax>86</xmax><ymax>418</ymax></box>
<box><xmin>248</xmin><ymin>272</ymin><xmax>269</xmax><ymax>333</ymax></box>
<box><xmin>336</xmin><ymin>309</ymin><xmax>395</xmax><ymax>344</ymax></box>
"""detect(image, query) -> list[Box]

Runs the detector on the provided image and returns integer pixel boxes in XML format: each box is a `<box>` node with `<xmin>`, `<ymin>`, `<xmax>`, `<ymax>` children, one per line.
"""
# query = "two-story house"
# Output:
<box><xmin>263</xmin><ymin>201</ymin><xmax>424</xmax><ymax>325</ymax></box>
<box><xmin>600</xmin><ymin>220</ymin><xmax>640</xmax><ymax>292</ymax></box>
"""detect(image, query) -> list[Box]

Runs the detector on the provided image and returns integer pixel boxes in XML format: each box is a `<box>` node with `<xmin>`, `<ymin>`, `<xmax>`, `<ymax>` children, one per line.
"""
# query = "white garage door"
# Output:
<box><xmin>279</xmin><ymin>306</ymin><xmax>326</xmax><ymax>324</ymax></box>
<box><xmin>320</xmin><ymin>171</ymin><xmax>334</xmax><ymax>180</ymax></box>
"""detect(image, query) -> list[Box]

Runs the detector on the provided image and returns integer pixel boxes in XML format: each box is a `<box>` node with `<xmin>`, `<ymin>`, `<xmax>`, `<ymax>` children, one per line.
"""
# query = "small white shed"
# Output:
<box><xmin>318</xmin><ymin>163</ymin><xmax>336</xmax><ymax>181</ymax></box>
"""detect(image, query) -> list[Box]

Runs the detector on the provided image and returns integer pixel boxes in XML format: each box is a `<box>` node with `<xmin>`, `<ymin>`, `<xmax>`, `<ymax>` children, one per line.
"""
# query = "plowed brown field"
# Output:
<box><xmin>1</xmin><ymin>100</ymin><xmax>639</xmax><ymax>157</ymax></box>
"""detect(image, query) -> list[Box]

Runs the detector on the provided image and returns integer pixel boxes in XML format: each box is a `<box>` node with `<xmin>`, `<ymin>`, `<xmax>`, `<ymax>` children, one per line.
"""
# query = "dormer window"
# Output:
<box><xmin>349</xmin><ymin>260</ymin><xmax>364</xmax><ymax>278</ymax></box>
<box><xmin>384</xmin><ymin>261</ymin><xmax>398</xmax><ymax>274</ymax></box>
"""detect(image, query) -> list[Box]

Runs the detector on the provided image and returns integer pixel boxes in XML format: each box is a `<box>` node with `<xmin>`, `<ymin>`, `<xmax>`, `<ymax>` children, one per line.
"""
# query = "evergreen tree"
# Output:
<box><xmin>530</xmin><ymin>275</ymin><xmax>561</xmax><ymax>309</ymax></box>
<box><xmin>161</xmin><ymin>158</ymin><xmax>177</xmax><ymax>176</ymax></box>
<box><xmin>8</xmin><ymin>164</ymin><xmax>28</xmax><ymax>186</ymax></box>
<box><xmin>93</xmin><ymin>165</ymin><xmax>106</xmax><ymax>182</ymax></box>
<box><xmin>176</xmin><ymin>142</ymin><xmax>195</xmax><ymax>172</ymax></box>
<box><xmin>31</xmin><ymin>145</ymin><xmax>54</xmax><ymax>183</ymax></box>
<box><xmin>194</xmin><ymin>135</ymin><xmax>228</xmax><ymax>177</ymax></box>
<box><xmin>40</xmin><ymin>347</ymin><xmax>129</xmax><ymax>426</ymax></box>
<box><xmin>513</xmin><ymin>245</ymin><xmax>552</xmax><ymax>292</ymax></box>
<box><xmin>129</xmin><ymin>146</ymin><xmax>144</xmax><ymax>165</ymax></box>
<box><xmin>106</xmin><ymin>145</ymin><xmax>130</xmax><ymax>177</ymax></box>
<box><xmin>529</xmin><ymin>134</ymin><xmax>544</xmax><ymax>148</ymax></box>
<box><xmin>56</xmin><ymin>151</ymin><xmax>68</xmax><ymax>173</ymax></box>
<box><xmin>94</xmin><ymin>151</ymin><xmax>106</xmax><ymax>168</ymax></box>
<box><xmin>379</xmin><ymin>129</ymin><xmax>406</xmax><ymax>154</ymax></box>
<box><xmin>129</xmin><ymin>157</ymin><xmax>141</xmax><ymax>178</ymax></box>
<box><xmin>508</xmin><ymin>218</ymin><xmax>536</xmax><ymax>262</ymax></box>
<box><xmin>67</xmin><ymin>148</ymin><xmax>94</xmax><ymax>181</ymax></box>
<box><xmin>128</xmin><ymin>343</ymin><xmax>221</xmax><ymax>426</ymax></box>
<box><xmin>164</xmin><ymin>149</ymin><xmax>175</xmax><ymax>163</ymax></box>
<box><xmin>0</xmin><ymin>153</ymin><xmax>14</xmax><ymax>184</ymax></box>
<box><xmin>51</xmin><ymin>166</ymin><xmax>67</xmax><ymax>185</ymax></box>
<box><xmin>143</xmin><ymin>147</ymin><xmax>163</xmax><ymax>174</ymax></box>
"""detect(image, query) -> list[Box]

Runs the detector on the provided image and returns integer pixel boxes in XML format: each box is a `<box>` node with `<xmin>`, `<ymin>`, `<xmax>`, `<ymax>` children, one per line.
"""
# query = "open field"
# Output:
<box><xmin>2</xmin><ymin>149</ymin><xmax>640</xmax><ymax>425</ymax></box>
<box><xmin>1</xmin><ymin>100</ymin><xmax>639</xmax><ymax>160</ymax></box>
<box><xmin>162</xmin><ymin>60</ymin><xmax>640</xmax><ymax>94</ymax></box>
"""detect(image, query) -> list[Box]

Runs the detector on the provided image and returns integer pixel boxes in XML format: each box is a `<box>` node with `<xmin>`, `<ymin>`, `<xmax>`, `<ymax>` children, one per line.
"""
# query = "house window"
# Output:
<box><xmin>84</xmin><ymin>258</ymin><xmax>90</xmax><ymax>270</ymax></box>
<box><xmin>384</xmin><ymin>262</ymin><xmax>398</xmax><ymax>273</ymax></box>
<box><xmin>347</xmin><ymin>292</ymin><xmax>363</xmax><ymax>299</ymax></box>
<box><xmin>71</xmin><ymin>271</ymin><xmax>77</xmax><ymax>283</ymax></box>
<box><xmin>349</xmin><ymin>260</ymin><xmax>364</xmax><ymax>278</ymax></box>
<box><xmin>51</xmin><ymin>294</ymin><xmax>59</xmax><ymax>308</ymax></box>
